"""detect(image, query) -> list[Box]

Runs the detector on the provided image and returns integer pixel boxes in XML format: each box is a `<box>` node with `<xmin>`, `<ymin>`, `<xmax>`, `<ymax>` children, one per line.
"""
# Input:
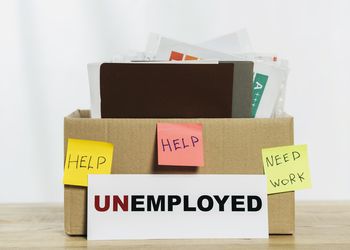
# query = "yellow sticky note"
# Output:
<box><xmin>262</xmin><ymin>144</ymin><xmax>311</xmax><ymax>194</ymax></box>
<box><xmin>63</xmin><ymin>138</ymin><xmax>114</xmax><ymax>187</ymax></box>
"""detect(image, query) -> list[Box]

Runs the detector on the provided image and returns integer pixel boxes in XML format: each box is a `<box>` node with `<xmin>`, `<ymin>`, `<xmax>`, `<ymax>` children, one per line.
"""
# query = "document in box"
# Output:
<box><xmin>200</xmin><ymin>34</ymin><xmax>289</xmax><ymax>118</ymax></box>
<box><xmin>150</xmin><ymin>33</ymin><xmax>287</xmax><ymax>118</ymax></box>
<box><xmin>88</xmin><ymin>60</ymin><xmax>219</xmax><ymax>118</ymax></box>
<box><xmin>152</xmin><ymin>36</ymin><xmax>234</xmax><ymax>61</ymax></box>
<box><xmin>88</xmin><ymin>63</ymin><xmax>102</xmax><ymax>118</ymax></box>
<box><xmin>88</xmin><ymin>31</ymin><xmax>288</xmax><ymax>118</ymax></box>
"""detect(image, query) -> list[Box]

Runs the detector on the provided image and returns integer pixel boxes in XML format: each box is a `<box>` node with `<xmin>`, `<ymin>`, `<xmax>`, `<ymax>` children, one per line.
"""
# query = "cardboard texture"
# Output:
<box><xmin>99</xmin><ymin>62</ymin><xmax>253</xmax><ymax>118</ymax></box>
<box><xmin>64</xmin><ymin>110</ymin><xmax>295</xmax><ymax>235</ymax></box>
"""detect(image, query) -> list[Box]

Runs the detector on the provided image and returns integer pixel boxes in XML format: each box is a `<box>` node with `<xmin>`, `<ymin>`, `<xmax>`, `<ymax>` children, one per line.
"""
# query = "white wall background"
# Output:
<box><xmin>0</xmin><ymin>0</ymin><xmax>349</xmax><ymax>202</ymax></box>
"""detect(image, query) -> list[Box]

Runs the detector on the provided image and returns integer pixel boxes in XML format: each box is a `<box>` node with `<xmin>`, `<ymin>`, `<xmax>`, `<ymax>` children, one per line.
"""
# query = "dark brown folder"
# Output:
<box><xmin>100</xmin><ymin>62</ymin><xmax>253</xmax><ymax>118</ymax></box>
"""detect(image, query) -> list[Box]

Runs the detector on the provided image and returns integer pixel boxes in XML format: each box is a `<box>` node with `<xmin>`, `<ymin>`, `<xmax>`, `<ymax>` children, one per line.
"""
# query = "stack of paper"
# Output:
<box><xmin>146</xmin><ymin>31</ymin><xmax>289</xmax><ymax>118</ymax></box>
<box><xmin>88</xmin><ymin>30</ymin><xmax>289</xmax><ymax>118</ymax></box>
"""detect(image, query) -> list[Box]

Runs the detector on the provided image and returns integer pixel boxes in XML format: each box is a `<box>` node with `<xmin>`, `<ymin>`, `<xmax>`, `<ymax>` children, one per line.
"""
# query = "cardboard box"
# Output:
<box><xmin>64</xmin><ymin>110</ymin><xmax>295</xmax><ymax>235</ymax></box>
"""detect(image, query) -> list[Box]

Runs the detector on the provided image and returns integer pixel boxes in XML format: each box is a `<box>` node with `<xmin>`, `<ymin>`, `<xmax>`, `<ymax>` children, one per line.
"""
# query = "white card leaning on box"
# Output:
<box><xmin>87</xmin><ymin>174</ymin><xmax>269</xmax><ymax>240</ymax></box>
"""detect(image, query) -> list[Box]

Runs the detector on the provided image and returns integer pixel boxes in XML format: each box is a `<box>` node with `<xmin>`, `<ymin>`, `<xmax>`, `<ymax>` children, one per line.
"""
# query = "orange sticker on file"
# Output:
<box><xmin>157</xmin><ymin>123</ymin><xmax>204</xmax><ymax>167</ymax></box>
<box><xmin>169</xmin><ymin>51</ymin><xmax>199</xmax><ymax>61</ymax></box>
<box><xmin>169</xmin><ymin>51</ymin><xmax>184</xmax><ymax>61</ymax></box>
<box><xmin>184</xmin><ymin>54</ymin><xmax>198</xmax><ymax>60</ymax></box>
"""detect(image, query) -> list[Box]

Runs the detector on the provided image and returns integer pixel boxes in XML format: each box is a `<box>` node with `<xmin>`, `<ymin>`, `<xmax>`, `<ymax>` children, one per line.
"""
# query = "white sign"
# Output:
<box><xmin>87</xmin><ymin>174</ymin><xmax>268</xmax><ymax>240</ymax></box>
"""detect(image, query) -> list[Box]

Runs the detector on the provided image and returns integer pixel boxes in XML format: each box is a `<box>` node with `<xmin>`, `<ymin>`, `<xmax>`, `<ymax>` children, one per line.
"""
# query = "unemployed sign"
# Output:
<box><xmin>87</xmin><ymin>174</ymin><xmax>268</xmax><ymax>240</ymax></box>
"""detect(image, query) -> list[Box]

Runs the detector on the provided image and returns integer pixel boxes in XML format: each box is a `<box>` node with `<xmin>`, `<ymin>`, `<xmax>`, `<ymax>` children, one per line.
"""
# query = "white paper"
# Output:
<box><xmin>253</xmin><ymin>62</ymin><xmax>288</xmax><ymax>118</ymax></box>
<box><xmin>87</xmin><ymin>63</ymin><xmax>102</xmax><ymax>118</ymax></box>
<box><xmin>88</xmin><ymin>174</ymin><xmax>268</xmax><ymax>240</ymax></box>
<box><xmin>154</xmin><ymin>36</ymin><xmax>235</xmax><ymax>61</ymax></box>
<box><xmin>199</xmin><ymin>29</ymin><xmax>253</xmax><ymax>54</ymax></box>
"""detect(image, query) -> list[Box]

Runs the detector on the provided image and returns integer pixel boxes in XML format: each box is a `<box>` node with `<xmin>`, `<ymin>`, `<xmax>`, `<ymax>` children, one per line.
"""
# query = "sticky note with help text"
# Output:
<box><xmin>262</xmin><ymin>144</ymin><xmax>311</xmax><ymax>194</ymax></box>
<box><xmin>63</xmin><ymin>138</ymin><xmax>114</xmax><ymax>186</ymax></box>
<box><xmin>157</xmin><ymin>123</ymin><xmax>204</xmax><ymax>166</ymax></box>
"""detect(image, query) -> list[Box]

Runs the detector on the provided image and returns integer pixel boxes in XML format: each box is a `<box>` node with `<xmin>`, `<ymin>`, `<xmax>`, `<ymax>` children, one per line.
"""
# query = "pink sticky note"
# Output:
<box><xmin>157</xmin><ymin>123</ymin><xmax>204</xmax><ymax>167</ymax></box>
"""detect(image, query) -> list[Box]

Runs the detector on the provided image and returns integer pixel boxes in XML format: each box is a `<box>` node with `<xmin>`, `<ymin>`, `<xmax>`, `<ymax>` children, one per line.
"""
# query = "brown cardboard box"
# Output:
<box><xmin>64</xmin><ymin>110</ymin><xmax>295</xmax><ymax>235</ymax></box>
